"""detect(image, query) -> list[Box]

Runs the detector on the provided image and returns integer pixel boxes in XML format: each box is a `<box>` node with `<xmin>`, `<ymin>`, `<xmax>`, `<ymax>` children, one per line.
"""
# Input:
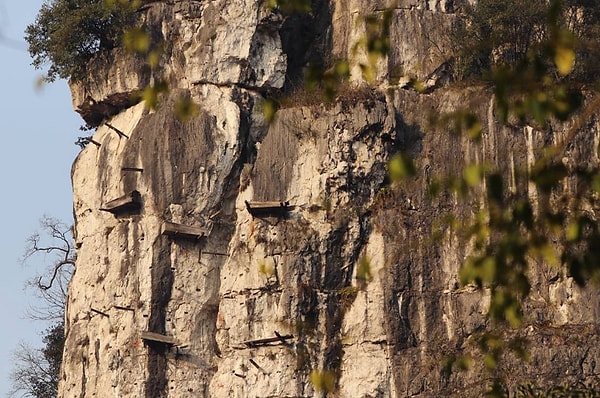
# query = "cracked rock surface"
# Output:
<box><xmin>61</xmin><ymin>1</ymin><xmax>600</xmax><ymax>397</ymax></box>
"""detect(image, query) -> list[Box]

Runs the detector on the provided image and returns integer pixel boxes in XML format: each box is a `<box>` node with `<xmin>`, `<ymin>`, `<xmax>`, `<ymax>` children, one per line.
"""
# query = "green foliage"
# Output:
<box><xmin>388</xmin><ymin>152</ymin><xmax>416</xmax><ymax>182</ymax></box>
<box><xmin>515</xmin><ymin>381</ymin><xmax>600</xmax><ymax>397</ymax></box>
<box><xmin>454</xmin><ymin>0</ymin><xmax>600</xmax><ymax>83</ymax></box>
<box><xmin>140</xmin><ymin>79</ymin><xmax>169</xmax><ymax>110</ymax></box>
<box><xmin>10</xmin><ymin>323</ymin><xmax>65</xmax><ymax>398</ymax></box>
<box><xmin>410</xmin><ymin>0</ymin><xmax>600</xmax><ymax>390</ymax></box>
<box><xmin>25</xmin><ymin>0</ymin><xmax>138</xmax><ymax>81</ymax></box>
<box><xmin>174</xmin><ymin>95</ymin><xmax>200</xmax><ymax>122</ymax></box>
<box><xmin>39</xmin><ymin>323</ymin><xmax>65</xmax><ymax>396</ymax></box>
<box><xmin>355</xmin><ymin>255</ymin><xmax>373</xmax><ymax>285</ymax></box>
<box><xmin>457</xmin><ymin>0</ymin><xmax>547</xmax><ymax>75</ymax></box>
<box><xmin>304</xmin><ymin>61</ymin><xmax>351</xmax><ymax>102</ymax></box>
<box><xmin>309</xmin><ymin>369</ymin><xmax>336</xmax><ymax>394</ymax></box>
<box><xmin>353</xmin><ymin>11</ymin><xmax>392</xmax><ymax>82</ymax></box>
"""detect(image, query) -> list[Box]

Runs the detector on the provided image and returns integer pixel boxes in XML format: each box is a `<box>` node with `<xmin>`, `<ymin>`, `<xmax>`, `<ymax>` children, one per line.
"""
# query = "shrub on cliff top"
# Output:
<box><xmin>455</xmin><ymin>0</ymin><xmax>600</xmax><ymax>82</ymax></box>
<box><xmin>25</xmin><ymin>0</ymin><xmax>138</xmax><ymax>82</ymax></box>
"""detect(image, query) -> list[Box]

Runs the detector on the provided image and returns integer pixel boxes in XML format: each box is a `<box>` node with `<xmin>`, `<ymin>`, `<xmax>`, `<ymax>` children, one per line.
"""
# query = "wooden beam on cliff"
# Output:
<box><xmin>243</xmin><ymin>332</ymin><xmax>294</xmax><ymax>347</ymax></box>
<box><xmin>121</xmin><ymin>167</ymin><xmax>143</xmax><ymax>173</ymax></box>
<box><xmin>105</xmin><ymin>122</ymin><xmax>129</xmax><ymax>139</ymax></box>
<box><xmin>100</xmin><ymin>190</ymin><xmax>142</xmax><ymax>215</ymax></box>
<box><xmin>161</xmin><ymin>222</ymin><xmax>206</xmax><ymax>240</ymax></box>
<box><xmin>245</xmin><ymin>201</ymin><xmax>294</xmax><ymax>217</ymax></box>
<box><xmin>140</xmin><ymin>331</ymin><xmax>179</xmax><ymax>346</ymax></box>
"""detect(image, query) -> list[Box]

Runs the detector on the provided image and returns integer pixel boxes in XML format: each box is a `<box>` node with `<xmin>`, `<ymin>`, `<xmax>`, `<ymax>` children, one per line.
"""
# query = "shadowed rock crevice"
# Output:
<box><xmin>279</xmin><ymin>0</ymin><xmax>334</xmax><ymax>90</ymax></box>
<box><xmin>144</xmin><ymin>237</ymin><xmax>174</xmax><ymax>398</ymax></box>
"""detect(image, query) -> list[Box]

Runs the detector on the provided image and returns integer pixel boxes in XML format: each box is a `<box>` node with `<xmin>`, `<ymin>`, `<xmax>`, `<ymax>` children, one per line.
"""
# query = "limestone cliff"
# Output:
<box><xmin>61</xmin><ymin>1</ymin><xmax>600</xmax><ymax>397</ymax></box>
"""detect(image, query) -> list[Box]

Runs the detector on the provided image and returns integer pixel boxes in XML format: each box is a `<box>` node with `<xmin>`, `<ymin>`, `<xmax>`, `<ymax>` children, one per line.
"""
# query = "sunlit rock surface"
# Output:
<box><xmin>61</xmin><ymin>1</ymin><xmax>600</xmax><ymax>397</ymax></box>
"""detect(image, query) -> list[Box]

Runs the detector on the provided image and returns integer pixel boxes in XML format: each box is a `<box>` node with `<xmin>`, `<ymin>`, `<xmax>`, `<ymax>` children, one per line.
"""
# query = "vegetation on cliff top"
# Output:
<box><xmin>25</xmin><ymin>0</ymin><xmax>139</xmax><ymax>81</ymax></box>
<box><xmin>455</xmin><ymin>0</ymin><xmax>600</xmax><ymax>83</ymax></box>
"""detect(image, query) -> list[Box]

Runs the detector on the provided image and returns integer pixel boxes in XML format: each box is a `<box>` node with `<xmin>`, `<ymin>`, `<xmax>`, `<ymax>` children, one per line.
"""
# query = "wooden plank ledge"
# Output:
<box><xmin>122</xmin><ymin>167</ymin><xmax>144</xmax><ymax>172</ymax></box>
<box><xmin>245</xmin><ymin>200</ymin><xmax>294</xmax><ymax>216</ymax></box>
<box><xmin>161</xmin><ymin>222</ymin><xmax>206</xmax><ymax>240</ymax></box>
<box><xmin>100</xmin><ymin>190</ymin><xmax>142</xmax><ymax>214</ymax></box>
<box><xmin>141</xmin><ymin>331</ymin><xmax>178</xmax><ymax>346</ymax></box>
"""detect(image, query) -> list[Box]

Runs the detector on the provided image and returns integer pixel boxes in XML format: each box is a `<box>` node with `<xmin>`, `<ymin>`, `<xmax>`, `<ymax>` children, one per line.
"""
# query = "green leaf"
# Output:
<box><xmin>147</xmin><ymin>50</ymin><xmax>161</xmax><ymax>69</ymax></box>
<box><xmin>480</xmin><ymin>256</ymin><xmax>496</xmax><ymax>284</ymax></box>
<box><xmin>505</xmin><ymin>304</ymin><xmax>522</xmax><ymax>328</ymax></box>
<box><xmin>356</xmin><ymin>255</ymin><xmax>373</xmax><ymax>284</ymax></box>
<box><xmin>266</xmin><ymin>0</ymin><xmax>311</xmax><ymax>14</ymax></box>
<box><xmin>334</xmin><ymin>60</ymin><xmax>350</xmax><ymax>77</ymax></box>
<box><xmin>141</xmin><ymin>80</ymin><xmax>169</xmax><ymax>110</ymax></box>
<box><xmin>538</xmin><ymin>243</ymin><xmax>559</xmax><ymax>266</ymax></box>
<box><xmin>459</xmin><ymin>257</ymin><xmax>478</xmax><ymax>286</ymax></box>
<box><xmin>174</xmin><ymin>96</ymin><xmax>199</xmax><ymax>122</ymax></box>
<box><xmin>310</xmin><ymin>370</ymin><xmax>336</xmax><ymax>393</ymax></box>
<box><xmin>456</xmin><ymin>356</ymin><xmax>472</xmax><ymax>370</ymax></box>
<box><xmin>465</xmin><ymin>114</ymin><xmax>483</xmax><ymax>140</ymax></box>
<box><xmin>592</xmin><ymin>173</ymin><xmax>600</xmax><ymax>194</ymax></box>
<box><xmin>261</xmin><ymin>98</ymin><xmax>279</xmax><ymax>124</ymax></box>
<box><xmin>566</xmin><ymin>221</ymin><xmax>580</xmax><ymax>242</ymax></box>
<box><xmin>123</xmin><ymin>27</ymin><xmax>150</xmax><ymax>54</ymax></box>
<box><xmin>388</xmin><ymin>153</ymin><xmax>416</xmax><ymax>182</ymax></box>
<box><xmin>483</xmin><ymin>354</ymin><xmax>497</xmax><ymax>370</ymax></box>
<box><xmin>463</xmin><ymin>164</ymin><xmax>483</xmax><ymax>187</ymax></box>
<box><xmin>554</xmin><ymin>45</ymin><xmax>575</xmax><ymax>76</ymax></box>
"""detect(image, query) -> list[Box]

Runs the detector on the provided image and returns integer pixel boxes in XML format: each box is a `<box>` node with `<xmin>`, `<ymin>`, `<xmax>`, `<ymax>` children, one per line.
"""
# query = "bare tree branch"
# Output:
<box><xmin>20</xmin><ymin>216</ymin><xmax>75</xmax><ymax>321</ymax></box>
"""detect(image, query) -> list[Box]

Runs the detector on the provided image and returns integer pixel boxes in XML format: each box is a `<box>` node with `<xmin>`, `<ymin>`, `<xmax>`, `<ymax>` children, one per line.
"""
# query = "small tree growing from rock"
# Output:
<box><xmin>25</xmin><ymin>0</ymin><xmax>138</xmax><ymax>81</ymax></box>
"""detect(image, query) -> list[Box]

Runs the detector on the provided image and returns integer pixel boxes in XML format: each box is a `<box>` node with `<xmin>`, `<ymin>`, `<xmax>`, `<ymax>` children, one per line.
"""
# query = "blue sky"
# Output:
<box><xmin>0</xmin><ymin>1</ymin><xmax>82</xmax><ymax>395</ymax></box>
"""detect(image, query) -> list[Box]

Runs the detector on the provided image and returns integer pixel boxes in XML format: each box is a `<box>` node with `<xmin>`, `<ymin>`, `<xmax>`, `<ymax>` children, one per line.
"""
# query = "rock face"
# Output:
<box><xmin>61</xmin><ymin>1</ymin><xmax>600</xmax><ymax>397</ymax></box>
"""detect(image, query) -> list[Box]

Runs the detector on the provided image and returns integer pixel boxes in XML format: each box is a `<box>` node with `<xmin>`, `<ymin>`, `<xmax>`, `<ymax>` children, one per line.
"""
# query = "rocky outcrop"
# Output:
<box><xmin>61</xmin><ymin>1</ymin><xmax>600</xmax><ymax>397</ymax></box>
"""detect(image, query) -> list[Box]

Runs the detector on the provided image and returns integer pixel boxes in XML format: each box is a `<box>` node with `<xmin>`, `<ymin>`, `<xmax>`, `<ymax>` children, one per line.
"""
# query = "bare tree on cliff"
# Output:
<box><xmin>9</xmin><ymin>217</ymin><xmax>75</xmax><ymax>398</ymax></box>
<box><xmin>21</xmin><ymin>216</ymin><xmax>75</xmax><ymax>321</ymax></box>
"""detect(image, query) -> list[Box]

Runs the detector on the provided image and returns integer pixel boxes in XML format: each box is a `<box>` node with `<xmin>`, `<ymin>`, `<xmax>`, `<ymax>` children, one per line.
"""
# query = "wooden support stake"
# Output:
<box><xmin>243</xmin><ymin>333</ymin><xmax>294</xmax><ymax>347</ymax></box>
<box><xmin>274</xmin><ymin>331</ymin><xmax>293</xmax><ymax>346</ymax></box>
<box><xmin>91</xmin><ymin>307</ymin><xmax>109</xmax><ymax>317</ymax></box>
<box><xmin>140</xmin><ymin>331</ymin><xmax>178</xmax><ymax>346</ymax></box>
<box><xmin>113</xmin><ymin>305</ymin><xmax>134</xmax><ymax>312</ymax></box>
<box><xmin>249</xmin><ymin>358</ymin><xmax>269</xmax><ymax>375</ymax></box>
<box><xmin>105</xmin><ymin>122</ymin><xmax>129</xmax><ymax>139</ymax></box>
<box><xmin>202</xmin><ymin>250</ymin><xmax>228</xmax><ymax>256</ymax></box>
<box><xmin>161</xmin><ymin>222</ymin><xmax>206</xmax><ymax>240</ymax></box>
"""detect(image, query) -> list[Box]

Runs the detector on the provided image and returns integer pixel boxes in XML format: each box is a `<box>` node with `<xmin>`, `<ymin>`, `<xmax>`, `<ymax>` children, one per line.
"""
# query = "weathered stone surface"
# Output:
<box><xmin>61</xmin><ymin>1</ymin><xmax>600</xmax><ymax>397</ymax></box>
<box><xmin>72</xmin><ymin>0</ymin><xmax>287</xmax><ymax>126</ymax></box>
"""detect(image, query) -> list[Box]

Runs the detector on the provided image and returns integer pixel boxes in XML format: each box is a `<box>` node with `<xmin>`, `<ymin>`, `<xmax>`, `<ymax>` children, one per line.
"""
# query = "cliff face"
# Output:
<box><xmin>62</xmin><ymin>1</ymin><xmax>600</xmax><ymax>397</ymax></box>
